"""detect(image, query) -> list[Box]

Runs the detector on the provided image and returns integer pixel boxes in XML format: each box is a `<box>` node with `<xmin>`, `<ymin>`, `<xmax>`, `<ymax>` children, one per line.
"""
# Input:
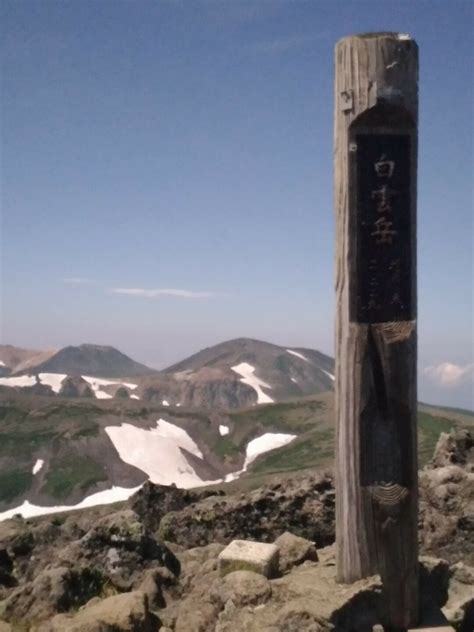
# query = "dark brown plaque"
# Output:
<box><xmin>350</xmin><ymin>132</ymin><xmax>413</xmax><ymax>323</ymax></box>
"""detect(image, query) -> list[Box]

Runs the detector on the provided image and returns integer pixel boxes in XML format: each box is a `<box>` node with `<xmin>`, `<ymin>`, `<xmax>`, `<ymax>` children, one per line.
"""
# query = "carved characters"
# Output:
<box><xmin>351</xmin><ymin>134</ymin><xmax>412</xmax><ymax>322</ymax></box>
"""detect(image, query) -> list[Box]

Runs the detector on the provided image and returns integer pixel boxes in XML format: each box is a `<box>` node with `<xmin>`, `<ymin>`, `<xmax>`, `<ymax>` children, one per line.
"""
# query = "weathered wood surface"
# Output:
<box><xmin>334</xmin><ymin>33</ymin><xmax>419</xmax><ymax>626</ymax></box>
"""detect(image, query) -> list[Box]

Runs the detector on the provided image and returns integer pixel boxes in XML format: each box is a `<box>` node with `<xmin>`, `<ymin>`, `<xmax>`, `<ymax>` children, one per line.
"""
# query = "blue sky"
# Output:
<box><xmin>1</xmin><ymin>0</ymin><xmax>472</xmax><ymax>408</ymax></box>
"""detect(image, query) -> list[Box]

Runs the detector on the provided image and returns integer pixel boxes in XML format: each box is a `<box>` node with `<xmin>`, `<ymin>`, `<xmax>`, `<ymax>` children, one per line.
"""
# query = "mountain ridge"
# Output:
<box><xmin>0</xmin><ymin>338</ymin><xmax>335</xmax><ymax>409</ymax></box>
<box><xmin>12</xmin><ymin>343</ymin><xmax>156</xmax><ymax>378</ymax></box>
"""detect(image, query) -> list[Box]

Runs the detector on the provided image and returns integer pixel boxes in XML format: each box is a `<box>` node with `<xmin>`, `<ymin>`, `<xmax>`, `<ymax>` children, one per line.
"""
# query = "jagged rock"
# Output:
<box><xmin>115</xmin><ymin>386</ymin><xmax>130</xmax><ymax>399</ymax></box>
<box><xmin>178</xmin><ymin>542</ymin><xmax>225</xmax><ymax>593</ymax></box>
<box><xmin>419</xmin><ymin>430</ymin><xmax>474</xmax><ymax>565</ymax></box>
<box><xmin>2</xmin><ymin>566</ymin><xmax>103</xmax><ymax>621</ymax></box>
<box><xmin>64</xmin><ymin>510</ymin><xmax>181</xmax><ymax>590</ymax></box>
<box><xmin>59</xmin><ymin>376</ymin><xmax>94</xmax><ymax>398</ymax></box>
<box><xmin>429</xmin><ymin>430</ymin><xmax>474</xmax><ymax>469</ymax></box>
<box><xmin>0</xmin><ymin>550</ymin><xmax>14</xmax><ymax>588</ymax></box>
<box><xmin>174</xmin><ymin>601</ymin><xmax>221</xmax><ymax>632</ymax></box>
<box><xmin>0</xmin><ymin>519</ymin><xmax>34</xmax><ymax>559</ymax></box>
<box><xmin>274</xmin><ymin>531</ymin><xmax>318</xmax><ymax>573</ymax></box>
<box><xmin>158</xmin><ymin>473</ymin><xmax>335</xmax><ymax>548</ymax></box>
<box><xmin>129</xmin><ymin>481</ymin><xmax>220</xmax><ymax>532</ymax></box>
<box><xmin>1</xmin><ymin>428</ymin><xmax>473</xmax><ymax>629</ymax></box>
<box><xmin>159</xmin><ymin>544</ymin><xmax>224</xmax><ymax>632</ymax></box>
<box><xmin>151</xmin><ymin>545</ymin><xmax>474</xmax><ymax>632</ymax></box>
<box><xmin>443</xmin><ymin>562</ymin><xmax>474</xmax><ymax>632</ymax></box>
<box><xmin>212</xmin><ymin>570</ymin><xmax>272</xmax><ymax>607</ymax></box>
<box><xmin>136</xmin><ymin>568</ymin><xmax>166</xmax><ymax>609</ymax></box>
<box><xmin>419</xmin><ymin>556</ymin><xmax>450</xmax><ymax>609</ymax></box>
<box><xmin>37</xmin><ymin>591</ymin><xmax>160</xmax><ymax>632</ymax></box>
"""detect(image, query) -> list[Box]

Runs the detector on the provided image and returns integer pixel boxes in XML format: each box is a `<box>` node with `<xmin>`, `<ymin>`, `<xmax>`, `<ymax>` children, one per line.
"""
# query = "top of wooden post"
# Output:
<box><xmin>337</xmin><ymin>32</ymin><xmax>415</xmax><ymax>44</ymax></box>
<box><xmin>334</xmin><ymin>32</ymin><xmax>418</xmax><ymax>121</ymax></box>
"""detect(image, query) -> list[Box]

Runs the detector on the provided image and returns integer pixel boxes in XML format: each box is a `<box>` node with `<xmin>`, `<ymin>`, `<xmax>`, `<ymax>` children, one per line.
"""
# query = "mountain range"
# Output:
<box><xmin>1</xmin><ymin>337</ymin><xmax>472</xmax><ymax>525</ymax></box>
<box><xmin>0</xmin><ymin>338</ymin><xmax>335</xmax><ymax>409</ymax></box>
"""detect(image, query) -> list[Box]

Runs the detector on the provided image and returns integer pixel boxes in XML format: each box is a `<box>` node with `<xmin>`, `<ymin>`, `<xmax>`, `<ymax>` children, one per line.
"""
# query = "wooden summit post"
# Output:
<box><xmin>334</xmin><ymin>33</ymin><xmax>419</xmax><ymax>626</ymax></box>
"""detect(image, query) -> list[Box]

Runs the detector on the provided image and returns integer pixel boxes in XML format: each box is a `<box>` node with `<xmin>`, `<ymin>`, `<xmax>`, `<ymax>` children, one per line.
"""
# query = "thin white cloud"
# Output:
<box><xmin>251</xmin><ymin>34</ymin><xmax>312</xmax><ymax>54</ymax></box>
<box><xmin>63</xmin><ymin>277</ymin><xmax>94</xmax><ymax>285</ymax></box>
<box><xmin>423</xmin><ymin>362</ymin><xmax>474</xmax><ymax>387</ymax></box>
<box><xmin>111</xmin><ymin>288</ymin><xmax>214</xmax><ymax>299</ymax></box>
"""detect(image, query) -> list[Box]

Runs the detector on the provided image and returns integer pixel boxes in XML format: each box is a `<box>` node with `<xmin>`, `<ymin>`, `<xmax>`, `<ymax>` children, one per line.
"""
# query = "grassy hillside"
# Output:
<box><xmin>0</xmin><ymin>390</ymin><xmax>471</xmax><ymax>506</ymax></box>
<box><xmin>227</xmin><ymin>396</ymin><xmax>472</xmax><ymax>487</ymax></box>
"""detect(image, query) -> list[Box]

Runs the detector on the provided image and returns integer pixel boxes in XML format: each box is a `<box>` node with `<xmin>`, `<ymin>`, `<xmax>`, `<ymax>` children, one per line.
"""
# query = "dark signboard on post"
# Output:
<box><xmin>350</xmin><ymin>132</ymin><xmax>413</xmax><ymax>323</ymax></box>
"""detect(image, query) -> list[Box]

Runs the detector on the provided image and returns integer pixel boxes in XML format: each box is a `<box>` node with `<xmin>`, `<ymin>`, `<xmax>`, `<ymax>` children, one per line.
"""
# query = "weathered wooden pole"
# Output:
<box><xmin>334</xmin><ymin>33</ymin><xmax>419</xmax><ymax>626</ymax></box>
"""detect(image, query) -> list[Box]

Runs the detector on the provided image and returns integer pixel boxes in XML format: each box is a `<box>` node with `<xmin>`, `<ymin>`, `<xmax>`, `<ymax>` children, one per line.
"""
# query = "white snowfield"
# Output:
<box><xmin>32</xmin><ymin>459</ymin><xmax>44</xmax><ymax>475</ymax></box>
<box><xmin>219</xmin><ymin>425</ymin><xmax>230</xmax><ymax>436</ymax></box>
<box><xmin>286</xmin><ymin>349</ymin><xmax>310</xmax><ymax>363</ymax></box>
<box><xmin>0</xmin><ymin>375</ymin><xmax>37</xmax><ymax>388</ymax></box>
<box><xmin>231</xmin><ymin>362</ymin><xmax>274</xmax><ymax>404</ymax></box>
<box><xmin>225</xmin><ymin>432</ymin><xmax>297</xmax><ymax>482</ymax></box>
<box><xmin>130</xmin><ymin>394</ymin><xmax>140</xmax><ymax>400</ymax></box>
<box><xmin>244</xmin><ymin>433</ymin><xmax>297</xmax><ymax>470</ymax></box>
<box><xmin>0</xmin><ymin>360</ymin><xmax>5</xmax><ymax>366</ymax></box>
<box><xmin>162</xmin><ymin>400</ymin><xmax>170</xmax><ymax>406</ymax></box>
<box><xmin>82</xmin><ymin>376</ymin><xmax>138</xmax><ymax>399</ymax></box>
<box><xmin>39</xmin><ymin>373</ymin><xmax>67</xmax><ymax>393</ymax></box>
<box><xmin>0</xmin><ymin>423</ymin><xmax>297</xmax><ymax>522</ymax></box>
<box><xmin>105</xmin><ymin>419</ymin><xmax>214</xmax><ymax>489</ymax></box>
<box><xmin>0</xmin><ymin>485</ymin><xmax>142</xmax><ymax>522</ymax></box>
<box><xmin>0</xmin><ymin>373</ymin><xmax>138</xmax><ymax>399</ymax></box>
<box><xmin>321</xmin><ymin>369</ymin><xmax>335</xmax><ymax>382</ymax></box>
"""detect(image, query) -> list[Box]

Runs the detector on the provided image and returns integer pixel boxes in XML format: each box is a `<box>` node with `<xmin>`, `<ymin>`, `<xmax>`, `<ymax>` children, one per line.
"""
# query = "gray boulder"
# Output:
<box><xmin>212</xmin><ymin>570</ymin><xmax>272</xmax><ymax>607</ymax></box>
<box><xmin>36</xmin><ymin>591</ymin><xmax>160</xmax><ymax>632</ymax></box>
<box><xmin>274</xmin><ymin>531</ymin><xmax>318</xmax><ymax>573</ymax></box>
<box><xmin>3</xmin><ymin>566</ymin><xmax>103</xmax><ymax>621</ymax></box>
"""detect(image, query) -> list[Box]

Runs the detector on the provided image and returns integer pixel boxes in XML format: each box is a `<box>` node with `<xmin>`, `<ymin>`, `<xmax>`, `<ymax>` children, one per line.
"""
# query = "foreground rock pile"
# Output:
<box><xmin>419</xmin><ymin>429</ymin><xmax>474</xmax><ymax>565</ymax></box>
<box><xmin>0</xmin><ymin>429</ymin><xmax>472</xmax><ymax>631</ymax></box>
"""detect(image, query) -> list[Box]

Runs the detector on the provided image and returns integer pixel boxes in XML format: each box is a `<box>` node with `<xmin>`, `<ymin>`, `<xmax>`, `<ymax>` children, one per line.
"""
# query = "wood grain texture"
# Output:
<box><xmin>334</xmin><ymin>33</ymin><xmax>419</xmax><ymax>626</ymax></box>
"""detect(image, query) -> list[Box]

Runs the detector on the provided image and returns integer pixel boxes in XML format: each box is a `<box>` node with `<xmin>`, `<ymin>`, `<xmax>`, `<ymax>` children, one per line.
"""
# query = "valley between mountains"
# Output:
<box><xmin>0</xmin><ymin>338</ymin><xmax>472</xmax><ymax>519</ymax></box>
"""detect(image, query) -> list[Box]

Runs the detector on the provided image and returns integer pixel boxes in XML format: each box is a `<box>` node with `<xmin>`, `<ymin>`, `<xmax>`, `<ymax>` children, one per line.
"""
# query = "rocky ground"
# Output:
<box><xmin>0</xmin><ymin>429</ymin><xmax>472</xmax><ymax>631</ymax></box>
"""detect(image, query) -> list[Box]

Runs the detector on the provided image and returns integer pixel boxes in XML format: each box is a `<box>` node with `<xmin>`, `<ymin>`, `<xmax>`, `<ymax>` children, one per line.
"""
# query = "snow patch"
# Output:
<box><xmin>291</xmin><ymin>377</ymin><xmax>298</xmax><ymax>384</ymax></box>
<box><xmin>231</xmin><ymin>362</ymin><xmax>273</xmax><ymax>404</ymax></box>
<box><xmin>105</xmin><ymin>418</ymin><xmax>215</xmax><ymax>488</ymax></box>
<box><xmin>321</xmin><ymin>369</ymin><xmax>335</xmax><ymax>382</ymax></box>
<box><xmin>0</xmin><ymin>485</ymin><xmax>142</xmax><ymax>523</ymax></box>
<box><xmin>1</xmin><ymin>427</ymin><xmax>298</xmax><ymax>521</ymax></box>
<box><xmin>244</xmin><ymin>433</ymin><xmax>297</xmax><ymax>469</ymax></box>
<box><xmin>130</xmin><ymin>394</ymin><xmax>140</xmax><ymax>400</ymax></box>
<box><xmin>0</xmin><ymin>375</ymin><xmax>37</xmax><ymax>388</ymax></box>
<box><xmin>32</xmin><ymin>459</ymin><xmax>44</xmax><ymax>475</ymax></box>
<box><xmin>0</xmin><ymin>360</ymin><xmax>5</xmax><ymax>367</ymax></box>
<box><xmin>38</xmin><ymin>373</ymin><xmax>67</xmax><ymax>393</ymax></box>
<box><xmin>219</xmin><ymin>425</ymin><xmax>229</xmax><ymax>436</ymax></box>
<box><xmin>95</xmin><ymin>390</ymin><xmax>113</xmax><ymax>400</ymax></box>
<box><xmin>286</xmin><ymin>349</ymin><xmax>310</xmax><ymax>363</ymax></box>
<box><xmin>225</xmin><ymin>432</ymin><xmax>296</xmax><ymax>482</ymax></box>
<box><xmin>82</xmin><ymin>376</ymin><xmax>138</xmax><ymax>399</ymax></box>
<box><xmin>162</xmin><ymin>400</ymin><xmax>170</xmax><ymax>406</ymax></box>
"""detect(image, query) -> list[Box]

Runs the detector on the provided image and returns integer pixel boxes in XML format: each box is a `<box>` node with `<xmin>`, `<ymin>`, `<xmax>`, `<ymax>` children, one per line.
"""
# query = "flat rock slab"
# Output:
<box><xmin>218</xmin><ymin>540</ymin><xmax>279</xmax><ymax>578</ymax></box>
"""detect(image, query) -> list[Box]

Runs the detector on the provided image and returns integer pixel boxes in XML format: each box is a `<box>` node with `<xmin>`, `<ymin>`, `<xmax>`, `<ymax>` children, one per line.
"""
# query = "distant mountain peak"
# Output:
<box><xmin>13</xmin><ymin>343</ymin><xmax>156</xmax><ymax>378</ymax></box>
